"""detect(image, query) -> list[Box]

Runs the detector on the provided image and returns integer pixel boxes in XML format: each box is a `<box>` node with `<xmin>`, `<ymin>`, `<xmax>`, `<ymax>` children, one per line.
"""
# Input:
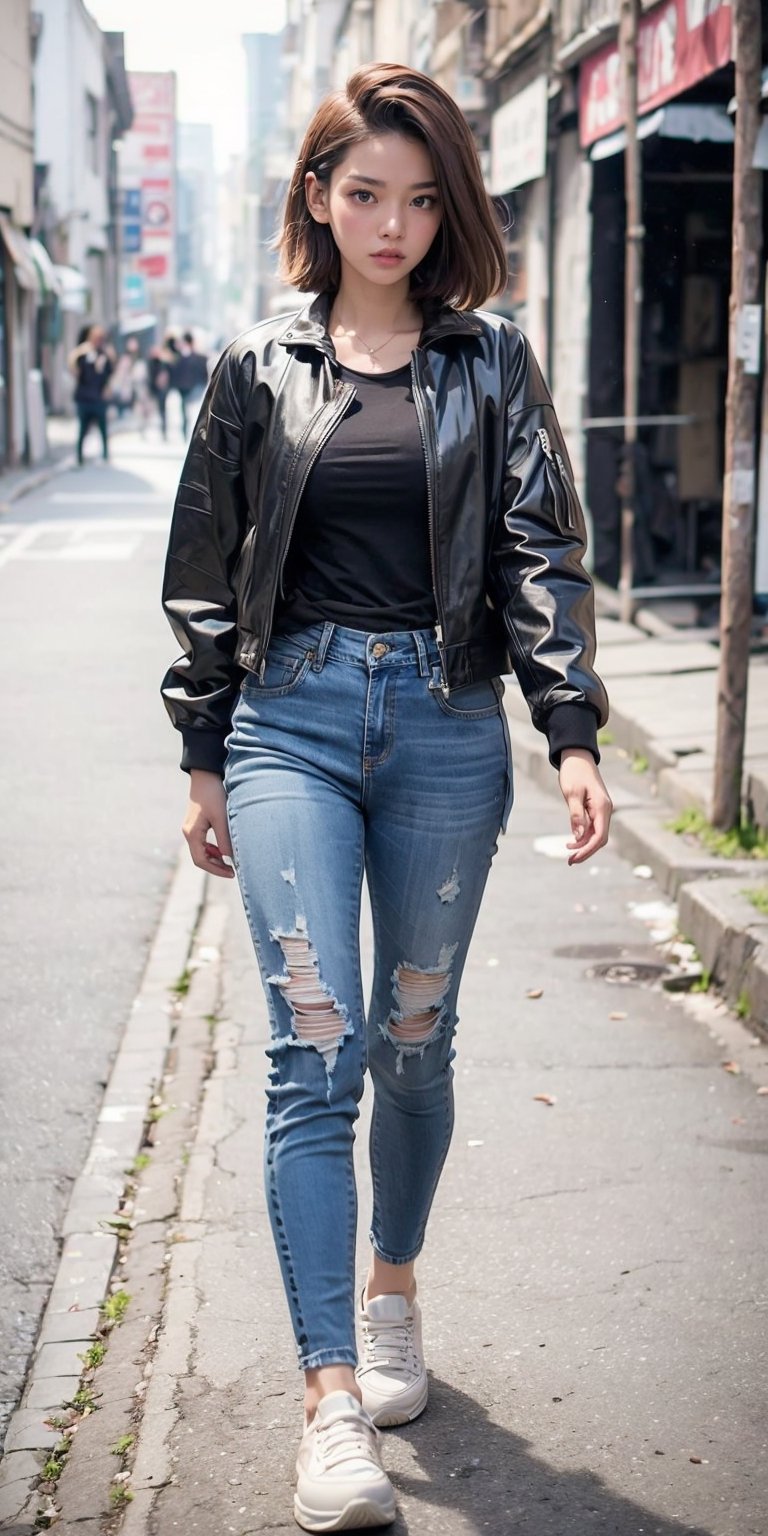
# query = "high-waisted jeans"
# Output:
<box><xmin>224</xmin><ymin>622</ymin><xmax>513</xmax><ymax>1369</ymax></box>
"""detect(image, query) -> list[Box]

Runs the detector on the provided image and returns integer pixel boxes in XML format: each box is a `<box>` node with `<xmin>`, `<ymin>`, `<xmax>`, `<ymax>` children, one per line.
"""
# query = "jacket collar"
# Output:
<box><xmin>277</xmin><ymin>291</ymin><xmax>482</xmax><ymax>356</ymax></box>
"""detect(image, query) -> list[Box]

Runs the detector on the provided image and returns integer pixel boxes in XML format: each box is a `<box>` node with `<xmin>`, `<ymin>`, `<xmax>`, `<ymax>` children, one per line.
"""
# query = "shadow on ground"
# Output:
<box><xmin>386</xmin><ymin>1374</ymin><xmax>715</xmax><ymax>1536</ymax></box>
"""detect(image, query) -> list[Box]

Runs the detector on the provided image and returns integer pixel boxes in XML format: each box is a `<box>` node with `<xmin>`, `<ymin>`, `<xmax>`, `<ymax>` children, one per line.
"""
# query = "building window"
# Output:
<box><xmin>85</xmin><ymin>92</ymin><xmax>99</xmax><ymax>174</ymax></box>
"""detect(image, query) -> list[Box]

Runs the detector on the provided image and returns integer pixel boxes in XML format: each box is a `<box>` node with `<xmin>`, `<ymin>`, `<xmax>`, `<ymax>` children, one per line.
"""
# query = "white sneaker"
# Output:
<box><xmin>294</xmin><ymin>1390</ymin><xmax>396</xmax><ymax>1532</ymax></box>
<box><xmin>356</xmin><ymin>1292</ymin><xmax>429</xmax><ymax>1427</ymax></box>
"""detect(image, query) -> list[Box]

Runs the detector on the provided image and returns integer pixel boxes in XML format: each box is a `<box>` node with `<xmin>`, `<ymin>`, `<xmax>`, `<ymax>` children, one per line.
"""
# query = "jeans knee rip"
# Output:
<box><xmin>267</xmin><ymin>915</ymin><xmax>352</xmax><ymax>1081</ymax></box>
<box><xmin>382</xmin><ymin>942</ymin><xmax>458</xmax><ymax>1075</ymax></box>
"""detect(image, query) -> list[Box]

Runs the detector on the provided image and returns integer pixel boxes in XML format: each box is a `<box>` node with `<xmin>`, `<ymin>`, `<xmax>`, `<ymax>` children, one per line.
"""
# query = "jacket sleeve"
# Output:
<box><xmin>161</xmin><ymin>346</ymin><xmax>253</xmax><ymax>774</ymax></box>
<box><xmin>488</xmin><ymin>332</ymin><xmax>609</xmax><ymax>766</ymax></box>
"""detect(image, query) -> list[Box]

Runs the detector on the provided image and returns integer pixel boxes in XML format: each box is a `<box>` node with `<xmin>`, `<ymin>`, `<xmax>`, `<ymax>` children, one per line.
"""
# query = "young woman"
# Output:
<box><xmin>162</xmin><ymin>63</ymin><xmax>611</xmax><ymax>1534</ymax></box>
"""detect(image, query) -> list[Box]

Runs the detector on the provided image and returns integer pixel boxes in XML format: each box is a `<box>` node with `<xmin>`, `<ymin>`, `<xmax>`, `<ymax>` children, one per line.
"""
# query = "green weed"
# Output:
<box><xmin>110</xmin><ymin>1433</ymin><xmax>135</xmax><ymax>1457</ymax></box>
<box><xmin>597</xmin><ymin>728</ymin><xmax>614</xmax><ymax>747</ymax></box>
<box><xmin>669</xmin><ymin>807</ymin><xmax>768</xmax><ymax>860</ymax></box>
<box><xmin>102</xmin><ymin>1290</ymin><xmax>131</xmax><ymax>1326</ymax></box>
<box><xmin>743</xmin><ymin>885</ymin><xmax>768</xmax><ymax>914</ymax></box>
<box><xmin>109</xmin><ymin>1485</ymin><xmax>134</xmax><ymax>1509</ymax></box>
<box><xmin>79</xmin><ymin>1341</ymin><xmax>106</xmax><ymax>1370</ymax></box>
<box><xmin>736</xmin><ymin>991</ymin><xmax>751</xmax><ymax>1020</ymax></box>
<box><xmin>631</xmin><ymin>753</ymin><xmax>649</xmax><ymax>774</ymax></box>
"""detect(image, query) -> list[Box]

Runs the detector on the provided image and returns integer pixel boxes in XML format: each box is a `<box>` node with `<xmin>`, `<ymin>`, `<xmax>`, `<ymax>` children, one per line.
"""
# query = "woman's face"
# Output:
<box><xmin>306</xmin><ymin>131</ymin><xmax>442</xmax><ymax>291</ymax></box>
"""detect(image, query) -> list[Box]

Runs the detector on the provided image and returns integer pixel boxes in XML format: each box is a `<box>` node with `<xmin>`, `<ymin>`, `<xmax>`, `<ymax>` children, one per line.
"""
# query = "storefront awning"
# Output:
<box><xmin>0</xmin><ymin>213</ymin><xmax>41</xmax><ymax>291</ymax></box>
<box><xmin>28</xmin><ymin>238</ymin><xmax>62</xmax><ymax>299</ymax></box>
<box><xmin>590</xmin><ymin>104</ymin><xmax>735</xmax><ymax>162</ymax></box>
<box><xmin>51</xmin><ymin>264</ymin><xmax>89</xmax><ymax>314</ymax></box>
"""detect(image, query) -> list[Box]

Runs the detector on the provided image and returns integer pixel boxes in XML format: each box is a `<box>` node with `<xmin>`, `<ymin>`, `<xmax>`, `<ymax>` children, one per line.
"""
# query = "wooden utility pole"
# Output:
<box><xmin>712</xmin><ymin>0</ymin><xmax>764</xmax><ymax>829</ymax></box>
<box><xmin>618</xmin><ymin>0</ymin><xmax>643</xmax><ymax>625</ymax></box>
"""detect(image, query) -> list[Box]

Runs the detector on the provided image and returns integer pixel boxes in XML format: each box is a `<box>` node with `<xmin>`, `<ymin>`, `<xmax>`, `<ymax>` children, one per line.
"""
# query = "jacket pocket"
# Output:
<box><xmin>537</xmin><ymin>427</ymin><xmax>577</xmax><ymax>534</ymax></box>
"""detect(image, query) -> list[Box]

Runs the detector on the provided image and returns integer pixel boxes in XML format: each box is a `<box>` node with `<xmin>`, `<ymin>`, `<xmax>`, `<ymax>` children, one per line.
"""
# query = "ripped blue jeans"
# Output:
<box><xmin>224</xmin><ymin>622</ymin><xmax>512</xmax><ymax>1370</ymax></box>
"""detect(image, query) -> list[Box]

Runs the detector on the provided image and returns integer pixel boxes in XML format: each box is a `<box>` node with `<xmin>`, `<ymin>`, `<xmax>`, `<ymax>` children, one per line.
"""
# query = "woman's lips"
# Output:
<box><xmin>371</xmin><ymin>251</ymin><xmax>405</xmax><ymax>265</ymax></box>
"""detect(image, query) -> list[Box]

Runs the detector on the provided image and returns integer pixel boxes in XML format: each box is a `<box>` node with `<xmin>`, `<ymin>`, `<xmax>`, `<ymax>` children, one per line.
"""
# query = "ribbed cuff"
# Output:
<box><xmin>544</xmin><ymin>703</ymin><xmax>601</xmax><ymax>768</ymax></box>
<box><xmin>179</xmin><ymin>726</ymin><xmax>227</xmax><ymax>776</ymax></box>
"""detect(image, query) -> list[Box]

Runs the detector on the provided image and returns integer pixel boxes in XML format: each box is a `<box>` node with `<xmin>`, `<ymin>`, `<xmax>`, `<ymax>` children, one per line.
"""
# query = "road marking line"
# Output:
<box><xmin>18</xmin><ymin>541</ymin><xmax>140</xmax><ymax>561</ymax></box>
<box><xmin>50</xmin><ymin>492</ymin><xmax>169</xmax><ymax>504</ymax></box>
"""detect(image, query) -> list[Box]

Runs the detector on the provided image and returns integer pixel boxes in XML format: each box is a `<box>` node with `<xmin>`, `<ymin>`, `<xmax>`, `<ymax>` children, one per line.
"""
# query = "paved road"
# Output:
<box><xmin>0</xmin><ymin>425</ymin><xmax>188</xmax><ymax>1443</ymax></box>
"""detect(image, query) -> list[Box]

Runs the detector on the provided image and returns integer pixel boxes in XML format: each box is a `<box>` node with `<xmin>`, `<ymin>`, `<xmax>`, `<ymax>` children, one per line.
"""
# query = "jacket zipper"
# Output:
<box><xmin>411</xmin><ymin>353</ymin><xmax>450</xmax><ymax>695</ymax></box>
<box><xmin>537</xmin><ymin>427</ymin><xmax>575</xmax><ymax>531</ymax></box>
<box><xmin>246</xmin><ymin>379</ymin><xmax>355</xmax><ymax>674</ymax></box>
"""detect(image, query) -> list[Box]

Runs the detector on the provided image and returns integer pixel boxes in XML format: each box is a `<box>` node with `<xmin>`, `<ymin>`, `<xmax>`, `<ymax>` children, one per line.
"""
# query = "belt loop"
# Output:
<box><xmin>412</xmin><ymin>630</ymin><xmax>429</xmax><ymax>678</ymax></box>
<box><xmin>312</xmin><ymin>621</ymin><xmax>335</xmax><ymax>671</ymax></box>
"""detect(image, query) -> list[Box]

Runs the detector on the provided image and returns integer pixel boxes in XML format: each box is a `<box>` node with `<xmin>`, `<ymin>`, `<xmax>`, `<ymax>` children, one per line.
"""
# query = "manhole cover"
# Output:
<box><xmin>588</xmin><ymin>960</ymin><xmax>669</xmax><ymax>986</ymax></box>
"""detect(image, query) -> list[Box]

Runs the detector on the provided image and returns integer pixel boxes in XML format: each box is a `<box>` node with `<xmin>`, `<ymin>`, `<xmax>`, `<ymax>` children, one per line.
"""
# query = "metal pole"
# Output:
<box><xmin>712</xmin><ymin>0</ymin><xmax>764</xmax><ymax>830</ymax></box>
<box><xmin>618</xmin><ymin>0</ymin><xmax>642</xmax><ymax>625</ymax></box>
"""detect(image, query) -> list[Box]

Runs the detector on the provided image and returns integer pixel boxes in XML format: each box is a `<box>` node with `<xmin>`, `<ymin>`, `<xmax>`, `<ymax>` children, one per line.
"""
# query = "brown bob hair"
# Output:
<box><xmin>278</xmin><ymin>62</ymin><xmax>508</xmax><ymax>310</ymax></box>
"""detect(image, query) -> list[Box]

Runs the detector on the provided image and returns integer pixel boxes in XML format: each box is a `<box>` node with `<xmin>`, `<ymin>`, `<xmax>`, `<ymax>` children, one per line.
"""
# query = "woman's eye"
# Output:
<box><xmin>412</xmin><ymin>195</ymin><xmax>437</xmax><ymax>210</ymax></box>
<box><xmin>351</xmin><ymin>190</ymin><xmax>374</xmax><ymax>204</ymax></box>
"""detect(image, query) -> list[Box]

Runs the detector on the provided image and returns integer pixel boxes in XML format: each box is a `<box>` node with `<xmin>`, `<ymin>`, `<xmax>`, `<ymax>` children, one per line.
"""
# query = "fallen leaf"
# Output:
<box><xmin>689</xmin><ymin>1455</ymin><xmax>709</xmax><ymax>1464</ymax></box>
<box><xmin>533</xmin><ymin>1093</ymin><xmax>557</xmax><ymax>1106</ymax></box>
<box><xmin>732</xmin><ymin>1116</ymin><xmax>746</xmax><ymax>1125</ymax></box>
<box><xmin>527</xmin><ymin>988</ymin><xmax>544</xmax><ymax>1000</ymax></box>
<box><xmin>609</xmin><ymin>1011</ymin><xmax>627</xmax><ymax>1021</ymax></box>
<box><xmin>757</xmin><ymin>1086</ymin><xmax>768</xmax><ymax>1096</ymax></box>
<box><xmin>722</xmin><ymin>1061</ymin><xmax>741</xmax><ymax>1074</ymax></box>
<box><xmin>467</xmin><ymin>1139</ymin><xmax>484</xmax><ymax>1148</ymax></box>
<box><xmin>632</xmin><ymin>864</ymin><xmax>653</xmax><ymax>880</ymax></box>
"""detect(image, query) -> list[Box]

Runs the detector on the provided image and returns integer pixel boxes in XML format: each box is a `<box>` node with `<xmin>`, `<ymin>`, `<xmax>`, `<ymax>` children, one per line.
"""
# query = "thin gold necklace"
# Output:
<box><xmin>335</xmin><ymin>324</ymin><xmax>417</xmax><ymax>359</ymax></box>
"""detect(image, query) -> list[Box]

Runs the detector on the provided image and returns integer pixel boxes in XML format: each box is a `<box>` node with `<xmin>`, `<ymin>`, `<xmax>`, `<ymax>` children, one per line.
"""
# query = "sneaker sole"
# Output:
<box><xmin>365</xmin><ymin>1376</ymin><xmax>429</xmax><ymax>1429</ymax></box>
<box><xmin>293</xmin><ymin>1493</ymin><xmax>396</xmax><ymax>1531</ymax></box>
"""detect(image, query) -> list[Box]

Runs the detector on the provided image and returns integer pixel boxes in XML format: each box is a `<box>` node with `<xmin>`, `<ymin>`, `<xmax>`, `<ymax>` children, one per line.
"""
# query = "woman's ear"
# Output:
<box><xmin>305</xmin><ymin>171</ymin><xmax>330</xmax><ymax>224</ymax></box>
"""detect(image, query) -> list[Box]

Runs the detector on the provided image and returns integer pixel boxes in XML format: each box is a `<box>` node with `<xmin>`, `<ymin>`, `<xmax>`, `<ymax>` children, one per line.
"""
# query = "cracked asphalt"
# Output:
<box><xmin>124</xmin><ymin>767</ymin><xmax>767</xmax><ymax>1535</ymax></box>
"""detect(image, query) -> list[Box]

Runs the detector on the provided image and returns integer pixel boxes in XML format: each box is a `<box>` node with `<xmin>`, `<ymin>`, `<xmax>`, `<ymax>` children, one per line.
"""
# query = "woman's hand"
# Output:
<box><xmin>183</xmin><ymin>770</ymin><xmax>235</xmax><ymax>878</ymax></box>
<box><xmin>558</xmin><ymin>749</ymin><xmax>612</xmax><ymax>866</ymax></box>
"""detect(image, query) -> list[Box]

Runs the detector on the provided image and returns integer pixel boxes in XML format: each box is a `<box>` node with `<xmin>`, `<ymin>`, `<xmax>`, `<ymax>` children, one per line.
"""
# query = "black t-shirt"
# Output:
<box><xmin>277</xmin><ymin>362</ymin><xmax>436</xmax><ymax>633</ymax></box>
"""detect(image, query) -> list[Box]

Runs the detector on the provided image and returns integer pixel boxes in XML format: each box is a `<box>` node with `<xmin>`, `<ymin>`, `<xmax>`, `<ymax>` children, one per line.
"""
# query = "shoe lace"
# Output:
<box><xmin>315</xmin><ymin>1409</ymin><xmax>377</xmax><ymax>1470</ymax></box>
<box><xmin>359</xmin><ymin>1313</ymin><xmax>414</xmax><ymax>1372</ymax></box>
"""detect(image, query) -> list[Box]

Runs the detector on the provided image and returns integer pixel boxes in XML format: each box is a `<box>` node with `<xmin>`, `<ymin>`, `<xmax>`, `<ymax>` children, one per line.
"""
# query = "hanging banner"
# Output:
<box><xmin>119</xmin><ymin>71</ymin><xmax>176</xmax><ymax>290</ymax></box>
<box><xmin>579</xmin><ymin>0</ymin><xmax>732</xmax><ymax>148</ymax></box>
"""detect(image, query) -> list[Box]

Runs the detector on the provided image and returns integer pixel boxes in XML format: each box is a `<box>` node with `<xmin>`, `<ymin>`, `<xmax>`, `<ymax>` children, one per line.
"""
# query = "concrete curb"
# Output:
<box><xmin>504</xmin><ymin>690</ymin><xmax>768</xmax><ymax>1035</ymax></box>
<box><xmin>0</xmin><ymin>451</ymin><xmax>76</xmax><ymax>514</ymax></box>
<box><xmin>0</xmin><ymin>853</ymin><xmax>205</xmax><ymax>1528</ymax></box>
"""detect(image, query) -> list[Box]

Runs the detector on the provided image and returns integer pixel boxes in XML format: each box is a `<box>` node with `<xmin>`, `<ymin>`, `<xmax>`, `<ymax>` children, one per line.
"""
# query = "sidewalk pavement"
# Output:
<box><xmin>0</xmin><ymin>418</ymin><xmax>78</xmax><ymax>509</ymax></box>
<box><xmin>506</xmin><ymin>614</ymin><xmax>768</xmax><ymax>1032</ymax></box>
<box><xmin>2</xmin><ymin>769</ymin><xmax>766</xmax><ymax>1535</ymax></box>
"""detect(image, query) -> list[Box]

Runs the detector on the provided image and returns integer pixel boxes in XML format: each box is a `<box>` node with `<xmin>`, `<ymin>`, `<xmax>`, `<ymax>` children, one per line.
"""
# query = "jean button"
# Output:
<box><xmin>371</xmin><ymin>642</ymin><xmax>389</xmax><ymax>659</ymax></box>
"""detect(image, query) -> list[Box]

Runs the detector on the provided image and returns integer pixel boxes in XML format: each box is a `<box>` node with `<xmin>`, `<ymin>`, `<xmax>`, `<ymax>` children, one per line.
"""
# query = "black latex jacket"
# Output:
<box><xmin>161</xmin><ymin>294</ymin><xmax>609</xmax><ymax>774</ymax></box>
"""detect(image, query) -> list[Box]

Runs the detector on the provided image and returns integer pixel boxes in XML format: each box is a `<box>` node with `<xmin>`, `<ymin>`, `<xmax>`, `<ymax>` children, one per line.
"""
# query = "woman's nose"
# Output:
<box><xmin>379</xmin><ymin>207</ymin><xmax>405</xmax><ymax>239</ymax></box>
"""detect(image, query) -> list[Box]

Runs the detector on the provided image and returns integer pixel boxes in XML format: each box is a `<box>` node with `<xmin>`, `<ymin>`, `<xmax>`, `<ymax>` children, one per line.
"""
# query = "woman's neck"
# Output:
<box><xmin>329</xmin><ymin>267</ymin><xmax>421</xmax><ymax>338</ymax></box>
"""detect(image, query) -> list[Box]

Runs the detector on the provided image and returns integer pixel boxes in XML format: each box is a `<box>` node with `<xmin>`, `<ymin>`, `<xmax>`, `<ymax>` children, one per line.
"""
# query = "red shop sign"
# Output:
<box><xmin>579</xmin><ymin>0</ymin><xmax>732</xmax><ymax>147</ymax></box>
<box><xmin>136</xmin><ymin>253</ymin><xmax>168</xmax><ymax>279</ymax></box>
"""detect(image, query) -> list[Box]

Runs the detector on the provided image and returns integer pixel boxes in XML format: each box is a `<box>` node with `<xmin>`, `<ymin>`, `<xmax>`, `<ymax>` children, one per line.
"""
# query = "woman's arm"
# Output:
<box><xmin>161</xmin><ymin>345</ymin><xmax>255</xmax><ymax>776</ymax></box>
<box><xmin>489</xmin><ymin>331</ymin><xmax>612</xmax><ymax>859</ymax></box>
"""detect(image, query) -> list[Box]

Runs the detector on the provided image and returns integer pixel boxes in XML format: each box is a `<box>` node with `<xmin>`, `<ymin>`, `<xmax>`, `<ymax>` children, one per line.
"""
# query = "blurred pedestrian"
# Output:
<box><xmin>172</xmin><ymin>331</ymin><xmax>208</xmax><ymax>436</ymax></box>
<box><xmin>68</xmin><ymin>323</ymin><xmax>115</xmax><ymax>465</ymax></box>
<box><xmin>162</xmin><ymin>62</ymin><xmax>611</xmax><ymax>1534</ymax></box>
<box><xmin>111</xmin><ymin>336</ymin><xmax>145</xmax><ymax>419</ymax></box>
<box><xmin>148</xmin><ymin>343</ymin><xmax>173</xmax><ymax>439</ymax></box>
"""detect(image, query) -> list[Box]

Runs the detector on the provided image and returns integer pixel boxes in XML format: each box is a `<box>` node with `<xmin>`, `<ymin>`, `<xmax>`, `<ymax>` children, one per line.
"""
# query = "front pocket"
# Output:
<box><xmin>241</xmin><ymin>640</ymin><xmax>315</xmax><ymax>699</ymax></box>
<box><xmin>434</xmin><ymin>677</ymin><xmax>502</xmax><ymax>720</ymax></box>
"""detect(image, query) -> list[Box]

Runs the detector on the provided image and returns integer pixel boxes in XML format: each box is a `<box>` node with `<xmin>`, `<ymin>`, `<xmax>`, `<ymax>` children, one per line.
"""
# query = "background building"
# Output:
<box><xmin>0</xmin><ymin>0</ymin><xmax>37</xmax><ymax>464</ymax></box>
<box><xmin>117</xmin><ymin>70</ymin><xmax>177</xmax><ymax>335</ymax></box>
<box><xmin>176</xmin><ymin>122</ymin><xmax>216</xmax><ymax>336</ymax></box>
<box><xmin>33</xmin><ymin>0</ymin><xmax>132</xmax><ymax>411</ymax></box>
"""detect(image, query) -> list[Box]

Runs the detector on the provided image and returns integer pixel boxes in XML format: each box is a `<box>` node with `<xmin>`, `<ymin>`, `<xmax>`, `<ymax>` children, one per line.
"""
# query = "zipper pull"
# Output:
<box><xmin>434</xmin><ymin>624</ymin><xmax>450</xmax><ymax>696</ymax></box>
